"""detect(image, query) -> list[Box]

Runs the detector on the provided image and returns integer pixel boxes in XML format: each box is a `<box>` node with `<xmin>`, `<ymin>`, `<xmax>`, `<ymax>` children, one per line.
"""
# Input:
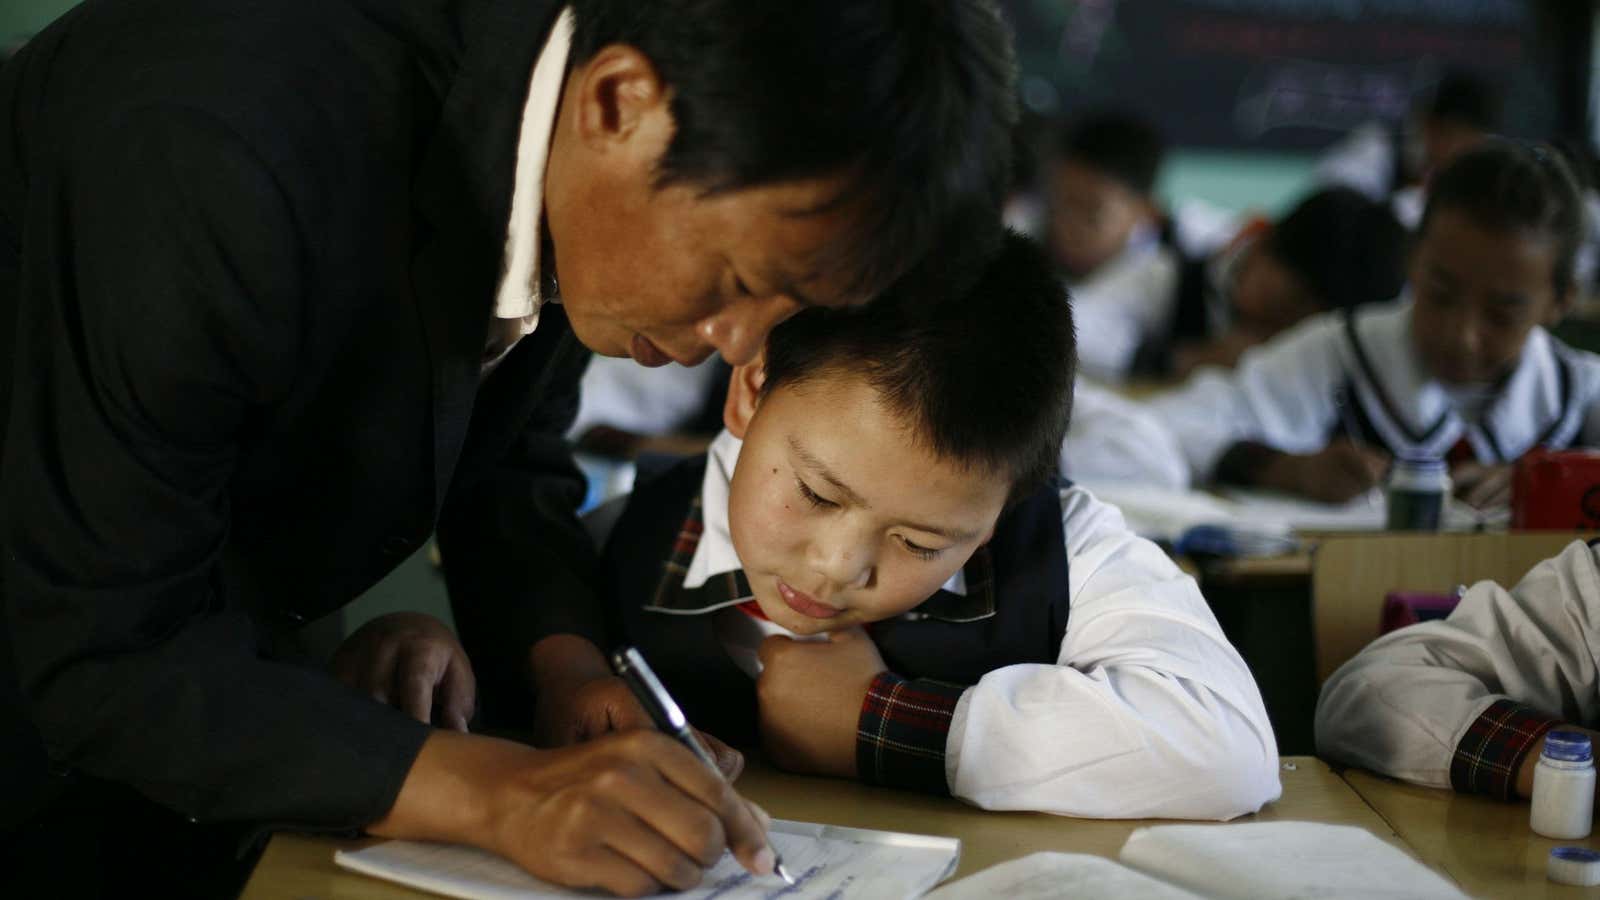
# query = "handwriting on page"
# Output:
<box><xmin>334</xmin><ymin>820</ymin><xmax>957</xmax><ymax>900</ymax></box>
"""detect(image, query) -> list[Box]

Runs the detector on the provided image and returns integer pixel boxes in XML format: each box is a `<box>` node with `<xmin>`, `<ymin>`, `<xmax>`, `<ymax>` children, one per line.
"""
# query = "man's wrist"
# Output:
<box><xmin>368</xmin><ymin>730</ymin><xmax>535</xmax><ymax>849</ymax></box>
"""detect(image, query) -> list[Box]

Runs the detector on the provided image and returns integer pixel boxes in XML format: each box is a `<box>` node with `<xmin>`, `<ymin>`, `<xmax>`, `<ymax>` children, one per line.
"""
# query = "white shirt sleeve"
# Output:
<box><xmin>1061</xmin><ymin>380</ymin><xmax>1190</xmax><ymax>489</ymax></box>
<box><xmin>943</xmin><ymin>487</ymin><xmax>1282</xmax><ymax>820</ymax></box>
<box><xmin>1315</xmin><ymin>541</ymin><xmax>1600</xmax><ymax>789</ymax></box>
<box><xmin>1071</xmin><ymin>247</ymin><xmax>1180</xmax><ymax>383</ymax></box>
<box><xmin>1148</xmin><ymin>311</ymin><xmax>1347</xmax><ymax>481</ymax></box>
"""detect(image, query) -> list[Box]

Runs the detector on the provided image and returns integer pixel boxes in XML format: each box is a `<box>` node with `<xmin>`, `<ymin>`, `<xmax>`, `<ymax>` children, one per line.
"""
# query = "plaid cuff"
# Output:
<box><xmin>856</xmin><ymin>672</ymin><xmax>965</xmax><ymax>796</ymax></box>
<box><xmin>1450</xmin><ymin>698</ymin><xmax>1563</xmax><ymax>801</ymax></box>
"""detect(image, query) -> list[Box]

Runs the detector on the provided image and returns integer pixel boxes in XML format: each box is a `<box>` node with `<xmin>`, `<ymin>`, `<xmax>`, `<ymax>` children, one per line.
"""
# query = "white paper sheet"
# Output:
<box><xmin>333</xmin><ymin>819</ymin><xmax>959</xmax><ymax>900</ymax></box>
<box><xmin>1118</xmin><ymin>821</ymin><xmax>1467</xmax><ymax>900</ymax></box>
<box><xmin>923</xmin><ymin>852</ymin><xmax>1204</xmax><ymax>900</ymax></box>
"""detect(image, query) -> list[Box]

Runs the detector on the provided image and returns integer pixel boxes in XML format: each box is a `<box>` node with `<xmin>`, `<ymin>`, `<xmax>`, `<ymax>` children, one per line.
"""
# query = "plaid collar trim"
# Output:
<box><xmin>644</xmin><ymin>494</ymin><xmax>996</xmax><ymax>622</ymax></box>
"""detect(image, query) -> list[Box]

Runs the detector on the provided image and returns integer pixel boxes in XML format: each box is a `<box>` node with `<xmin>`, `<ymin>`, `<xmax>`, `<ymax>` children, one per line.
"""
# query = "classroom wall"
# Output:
<box><xmin>2</xmin><ymin>0</ymin><xmax>75</xmax><ymax>44</ymax></box>
<box><xmin>1160</xmin><ymin>151</ymin><xmax>1318</xmax><ymax>218</ymax></box>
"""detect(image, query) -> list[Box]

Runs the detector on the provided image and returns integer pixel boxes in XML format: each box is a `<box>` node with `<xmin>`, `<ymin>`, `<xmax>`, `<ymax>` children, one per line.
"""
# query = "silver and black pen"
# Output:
<box><xmin>612</xmin><ymin>646</ymin><xmax>796</xmax><ymax>886</ymax></box>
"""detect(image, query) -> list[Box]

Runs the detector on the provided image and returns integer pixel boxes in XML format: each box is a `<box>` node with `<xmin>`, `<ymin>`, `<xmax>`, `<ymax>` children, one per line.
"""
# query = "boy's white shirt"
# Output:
<box><xmin>1316</xmin><ymin>540</ymin><xmax>1600</xmax><ymax>788</ymax></box>
<box><xmin>659</xmin><ymin>430</ymin><xmax>1281</xmax><ymax>820</ymax></box>
<box><xmin>1069</xmin><ymin>225</ymin><xmax>1181</xmax><ymax>383</ymax></box>
<box><xmin>1149</xmin><ymin>298</ymin><xmax>1600</xmax><ymax>481</ymax></box>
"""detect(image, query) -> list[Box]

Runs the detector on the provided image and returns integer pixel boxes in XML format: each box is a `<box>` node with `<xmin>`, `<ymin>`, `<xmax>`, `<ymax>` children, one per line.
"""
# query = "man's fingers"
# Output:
<box><xmin>363</xmin><ymin>641</ymin><xmax>401</xmax><ymax>706</ymax></box>
<box><xmin>437</xmin><ymin>656</ymin><xmax>476</xmax><ymax>732</ymax></box>
<box><xmin>594</xmin><ymin>764</ymin><xmax>728</xmax><ymax>872</ymax></box>
<box><xmin>394</xmin><ymin>647</ymin><xmax>448</xmax><ymax>726</ymax></box>
<box><xmin>570</xmin><ymin>845</ymin><xmax>664</xmax><ymax>899</ymax></box>
<box><xmin>636</xmin><ymin>734</ymin><xmax>772</xmax><ymax>876</ymax></box>
<box><xmin>600</xmin><ymin>807</ymin><xmax>711</xmax><ymax>892</ymax></box>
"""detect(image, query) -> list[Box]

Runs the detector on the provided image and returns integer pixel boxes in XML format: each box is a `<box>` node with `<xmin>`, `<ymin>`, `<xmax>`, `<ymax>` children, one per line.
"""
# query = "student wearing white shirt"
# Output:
<box><xmin>1151</xmin><ymin>141</ymin><xmax>1600</xmax><ymax>506</ymax></box>
<box><xmin>1047</xmin><ymin>110</ymin><xmax>1180</xmax><ymax>383</ymax></box>
<box><xmin>591</xmin><ymin>235</ymin><xmax>1281</xmax><ymax>820</ymax></box>
<box><xmin>1317</xmin><ymin>540</ymin><xmax>1600</xmax><ymax>803</ymax></box>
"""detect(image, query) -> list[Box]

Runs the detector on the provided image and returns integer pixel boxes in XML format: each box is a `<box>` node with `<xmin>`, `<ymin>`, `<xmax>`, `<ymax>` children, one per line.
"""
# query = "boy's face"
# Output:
<box><xmin>1048</xmin><ymin>160</ymin><xmax>1154</xmax><ymax>279</ymax></box>
<box><xmin>1409</xmin><ymin>208</ymin><xmax>1567</xmax><ymax>386</ymax></box>
<box><xmin>726</xmin><ymin>370</ymin><xmax>1011</xmax><ymax>636</ymax></box>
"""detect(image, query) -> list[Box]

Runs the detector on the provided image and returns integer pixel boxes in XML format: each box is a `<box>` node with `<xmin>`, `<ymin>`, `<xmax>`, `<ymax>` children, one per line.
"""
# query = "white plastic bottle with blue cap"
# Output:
<box><xmin>1530</xmin><ymin>731</ymin><xmax>1596</xmax><ymax>840</ymax></box>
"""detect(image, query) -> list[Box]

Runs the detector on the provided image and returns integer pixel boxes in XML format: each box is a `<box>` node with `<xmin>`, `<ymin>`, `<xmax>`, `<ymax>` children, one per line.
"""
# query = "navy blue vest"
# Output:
<box><xmin>599</xmin><ymin>455</ymin><xmax>1071</xmax><ymax>747</ymax></box>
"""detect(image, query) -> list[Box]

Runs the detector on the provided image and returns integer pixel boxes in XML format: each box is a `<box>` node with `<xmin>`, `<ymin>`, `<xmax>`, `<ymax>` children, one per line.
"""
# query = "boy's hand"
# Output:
<box><xmin>331</xmin><ymin>612</ymin><xmax>475</xmax><ymax>731</ymax></box>
<box><xmin>1453</xmin><ymin>462</ymin><xmax>1513</xmax><ymax>510</ymax></box>
<box><xmin>371</xmin><ymin>729</ymin><xmax>774</xmax><ymax>897</ymax></box>
<box><xmin>756</xmin><ymin>628</ymin><xmax>886</xmax><ymax>777</ymax></box>
<box><xmin>1262</xmin><ymin>442</ymin><xmax>1390</xmax><ymax>504</ymax></box>
<box><xmin>531</xmin><ymin>634</ymin><xmax>743</xmax><ymax>778</ymax></box>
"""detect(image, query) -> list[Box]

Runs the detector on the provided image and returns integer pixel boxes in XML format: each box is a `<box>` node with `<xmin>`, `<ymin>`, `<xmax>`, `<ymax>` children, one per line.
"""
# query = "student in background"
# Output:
<box><xmin>1318</xmin><ymin>68</ymin><xmax>1501</xmax><ymax>229</ymax></box>
<box><xmin>1151</xmin><ymin>141</ymin><xmax>1600</xmax><ymax>506</ymax></box>
<box><xmin>1047</xmin><ymin>110</ymin><xmax>1179</xmax><ymax>382</ymax></box>
<box><xmin>589</xmin><ymin>234</ymin><xmax>1280</xmax><ymax>820</ymax></box>
<box><xmin>1150</xmin><ymin>187</ymin><xmax>1409</xmax><ymax>378</ymax></box>
<box><xmin>1317</xmin><ymin>540</ymin><xmax>1600</xmax><ymax>803</ymax></box>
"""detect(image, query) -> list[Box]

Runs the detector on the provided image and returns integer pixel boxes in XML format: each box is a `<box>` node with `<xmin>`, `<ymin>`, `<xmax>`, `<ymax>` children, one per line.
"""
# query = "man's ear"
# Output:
<box><xmin>566</xmin><ymin>43</ymin><xmax>671</xmax><ymax>160</ymax></box>
<box><xmin>723</xmin><ymin>356</ymin><xmax>767</xmax><ymax>439</ymax></box>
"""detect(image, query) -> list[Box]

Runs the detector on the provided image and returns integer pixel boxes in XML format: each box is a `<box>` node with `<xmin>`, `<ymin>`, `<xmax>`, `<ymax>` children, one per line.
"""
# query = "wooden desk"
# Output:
<box><xmin>1344</xmin><ymin>768</ymin><xmax>1600</xmax><ymax>898</ymax></box>
<box><xmin>241</xmin><ymin>757</ymin><xmax>1395</xmax><ymax>898</ymax></box>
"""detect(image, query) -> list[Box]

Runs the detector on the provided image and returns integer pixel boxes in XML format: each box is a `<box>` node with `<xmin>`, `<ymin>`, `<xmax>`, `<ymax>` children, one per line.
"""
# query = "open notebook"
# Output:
<box><xmin>926</xmin><ymin>822</ymin><xmax>1466</xmax><ymax>900</ymax></box>
<box><xmin>335</xmin><ymin>819</ymin><xmax>1462</xmax><ymax>900</ymax></box>
<box><xmin>334</xmin><ymin>818</ymin><xmax>959</xmax><ymax>900</ymax></box>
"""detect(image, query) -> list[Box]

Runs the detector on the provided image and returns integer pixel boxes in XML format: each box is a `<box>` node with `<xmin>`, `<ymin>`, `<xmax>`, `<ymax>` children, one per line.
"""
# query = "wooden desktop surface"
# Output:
<box><xmin>1344</xmin><ymin>768</ymin><xmax>1600</xmax><ymax>899</ymax></box>
<box><xmin>241</xmin><ymin>756</ymin><xmax>1389</xmax><ymax>898</ymax></box>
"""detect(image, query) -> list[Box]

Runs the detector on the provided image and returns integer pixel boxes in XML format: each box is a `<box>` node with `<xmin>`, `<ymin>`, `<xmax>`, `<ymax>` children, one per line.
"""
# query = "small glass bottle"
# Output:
<box><xmin>1531</xmin><ymin>731</ymin><xmax>1597</xmax><ymax>840</ymax></box>
<box><xmin>1385</xmin><ymin>456</ymin><xmax>1450</xmax><ymax>531</ymax></box>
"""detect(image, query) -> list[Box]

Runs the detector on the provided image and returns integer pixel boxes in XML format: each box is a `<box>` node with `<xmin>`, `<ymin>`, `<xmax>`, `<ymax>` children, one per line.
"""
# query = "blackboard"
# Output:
<box><xmin>1002</xmin><ymin>0</ymin><xmax>1569</xmax><ymax>151</ymax></box>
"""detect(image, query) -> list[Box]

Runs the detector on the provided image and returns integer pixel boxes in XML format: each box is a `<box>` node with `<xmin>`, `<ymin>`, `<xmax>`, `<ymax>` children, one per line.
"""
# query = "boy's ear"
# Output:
<box><xmin>723</xmin><ymin>356</ymin><xmax>767</xmax><ymax>439</ymax></box>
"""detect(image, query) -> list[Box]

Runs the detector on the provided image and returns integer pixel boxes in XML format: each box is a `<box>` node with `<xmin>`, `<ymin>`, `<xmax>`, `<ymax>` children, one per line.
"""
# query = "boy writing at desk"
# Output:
<box><xmin>584</xmin><ymin>235</ymin><xmax>1281</xmax><ymax>819</ymax></box>
<box><xmin>1150</xmin><ymin>141</ymin><xmax>1600</xmax><ymax>507</ymax></box>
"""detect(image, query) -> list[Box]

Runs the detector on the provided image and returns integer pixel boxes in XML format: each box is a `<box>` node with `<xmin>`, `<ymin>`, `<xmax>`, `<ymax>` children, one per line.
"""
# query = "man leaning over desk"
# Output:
<box><xmin>0</xmin><ymin>0</ymin><xmax>1019</xmax><ymax>894</ymax></box>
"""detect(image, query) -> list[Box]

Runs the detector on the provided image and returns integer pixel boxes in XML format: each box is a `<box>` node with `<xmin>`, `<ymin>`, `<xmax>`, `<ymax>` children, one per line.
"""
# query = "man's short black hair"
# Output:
<box><xmin>570</xmin><ymin>0</ymin><xmax>1019</xmax><ymax>303</ymax></box>
<box><xmin>1421</xmin><ymin>69</ymin><xmax>1501</xmax><ymax>133</ymax></box>
<box><xmin>1267</xmin><ymin>187</ymin><xmax>1408</xmax><ymax>311</ymax></box>
<box><xmin>761</xmin><ymin>232</ymin><xmax>1075</xmax><ymax>501</ymax></box>
<box><xmin>1053</xmin><ymin>109</ymin><xmax>1166</xmax><ymax>197</ymax></box>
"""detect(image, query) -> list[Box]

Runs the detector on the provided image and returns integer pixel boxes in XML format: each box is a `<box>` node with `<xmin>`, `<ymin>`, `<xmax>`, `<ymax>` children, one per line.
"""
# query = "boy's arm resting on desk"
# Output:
<box><xmin>866</xmin><ymin>488</ymin><xmax>1282</xmax><ymax>820</ymax></box>
<box><xmin>2</xmin><ymin>112</ymin><xmax>431</xmax><ymax>827</ymax></box>
<box><xmin>1215</xmin><ymin>440</ymin><xmax>1390</xmax><ymax>504</ymax></box>
<box><xmin>1316</xmin><ymin>541</ymin><xmax>1600</xmax><ymax>800</ymax></box>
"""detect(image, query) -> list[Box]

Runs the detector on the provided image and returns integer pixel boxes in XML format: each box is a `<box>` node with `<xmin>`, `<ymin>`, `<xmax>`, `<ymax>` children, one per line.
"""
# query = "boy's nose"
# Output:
<box><xmin>810</xmin><ymin>537</ymin><xmax>874</xmax><ymax>592</ymax></box>
<box><xmin>698</xmin><ymin>296</ymin><xmax>803</xmax><ymax>366</ymax></box>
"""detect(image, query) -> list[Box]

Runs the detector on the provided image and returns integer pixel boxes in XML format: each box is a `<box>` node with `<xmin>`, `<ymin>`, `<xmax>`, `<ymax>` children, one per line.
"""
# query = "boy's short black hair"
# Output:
<box><xmin>569</xmin><ymin>0</ymin><xmax>1019</xmax><ymax>302</ymax></box>
<box><xmin>1267</xmin><ymin>187</ymin><xmax>1408</xmax><ymax>311</ymax></box>
<box><xmin>1053</xmin><ymin>110</ymin><xmax>1166</xmax><ymax>196</ymax></box>
<box><xmin>761</xmin><ymin>232</ymin><xmax>1075</xmax><ymax>501</ymax></box>
<box><xmin>1421</xmin><ymin>70</ymin><xmax>1501</xmax><ymax>133</ymax></box>
<box><xmin>1421</xmin><ymin>139</ymin><xmax>1587</xmax><ymax>298</ymax></box>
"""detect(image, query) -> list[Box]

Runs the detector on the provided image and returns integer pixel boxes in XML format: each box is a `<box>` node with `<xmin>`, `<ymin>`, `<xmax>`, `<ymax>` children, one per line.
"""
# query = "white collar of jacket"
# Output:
<box><xmin>490</xmin><ymin>6</ymin><xmax>573</xmax><ymax>339</ymax></box>
<box><xmin>1339</xmin><ymin>298</ymin><xmax>1585</xmax><ymax>461</ymax></box>
<box><xmin>681</xmin><ymin>430</ymin><xmax>968</xmax><ymax>598</ymax></box>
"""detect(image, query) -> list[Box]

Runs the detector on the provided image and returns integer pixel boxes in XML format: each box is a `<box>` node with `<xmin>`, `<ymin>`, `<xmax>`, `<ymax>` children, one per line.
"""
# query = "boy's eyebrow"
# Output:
<box><xmin>788</xmin><ymin>436</ymin><xmax>869</xmax><ymax>507</ymax></box>
<box><xmin>786</xmin><ymin>435</ymin><xmax>981</xmax><ymax>542</ymax></box>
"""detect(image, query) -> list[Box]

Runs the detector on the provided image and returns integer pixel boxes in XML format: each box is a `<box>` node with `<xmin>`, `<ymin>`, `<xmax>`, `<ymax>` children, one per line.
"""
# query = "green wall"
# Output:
<box><xmin>1161</xmin><ymin>150</ymin><xmax>1318</xmax><ymax>218</ymax></box>
<box><xmin>3</xmin><ymin>0</ymin><xmax>76</xmax><ymax>44</ymax></box>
